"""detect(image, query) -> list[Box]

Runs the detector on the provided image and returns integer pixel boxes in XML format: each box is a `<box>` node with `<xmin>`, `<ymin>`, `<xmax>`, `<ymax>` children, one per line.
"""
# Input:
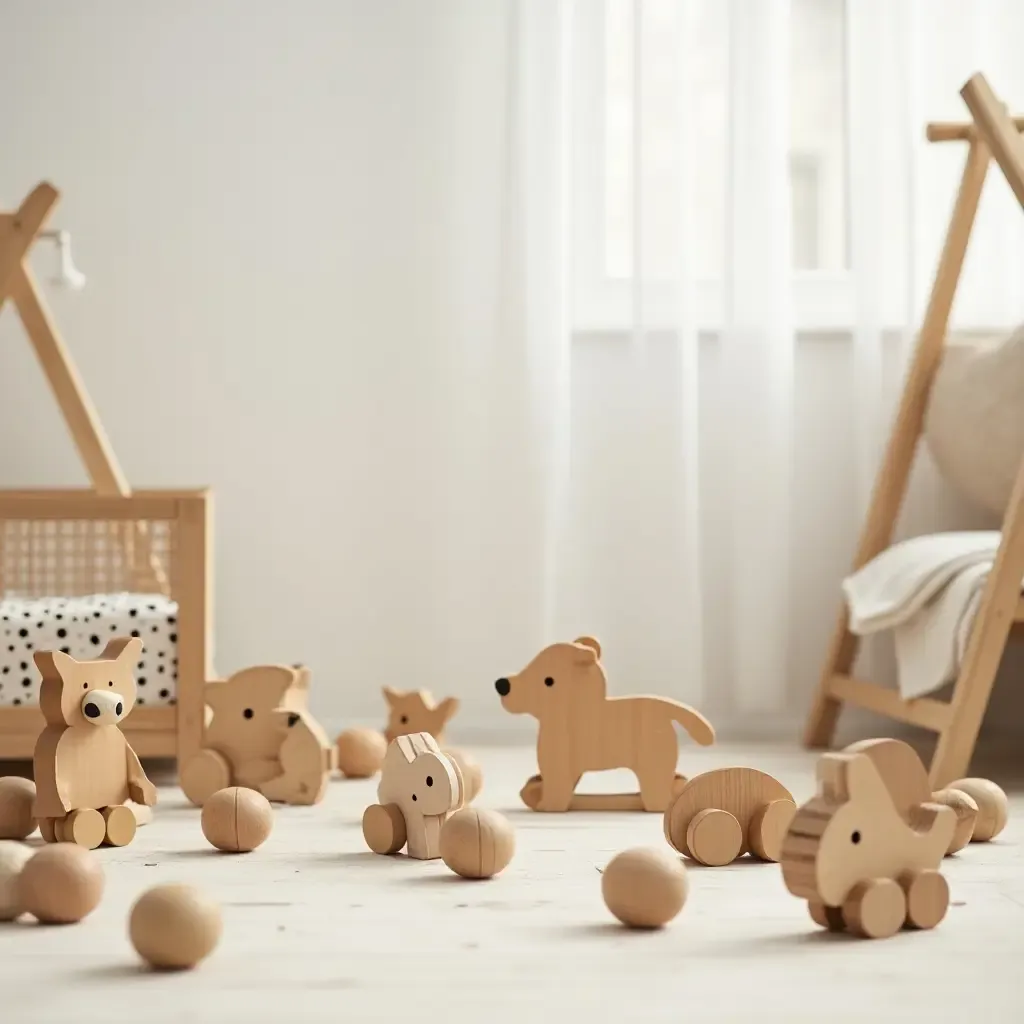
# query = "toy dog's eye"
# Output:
<box><xmin>544</xmin><ymin>677</ymin><xmax>555</xmax><ymax>687</ymax></box>
<box><xmin>82</xmin><ymin>682</ymin><xmax>88</xmax><ymax>689</ymax></box>
<box><xmin>108</xmin><ymin>680</ymin><xmax>114</xmax><ymax>687</ymax></box>
<box><xmin>400</xmin><ymin>715</ymin><xmax>408</xmax><ymax>724</ymax></box>
<box><xmin>426</xmin><ymin>775</ymin><xmax>433</xmax><ymax>787</ymax></box>
<box><xmin>851</xmin><ymin>831</ymin><xmax>861</xmax><ymax>844</ymax></box>
<box><xmin>243</xmin><ymin>708</ymin><xmax>254</xmax><ymax>719</ymax></box>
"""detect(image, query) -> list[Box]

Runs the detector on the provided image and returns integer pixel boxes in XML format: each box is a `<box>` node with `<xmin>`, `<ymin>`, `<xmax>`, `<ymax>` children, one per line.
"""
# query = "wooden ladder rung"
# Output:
<box><xmin>827</xmin><ymin>675</ymin><xmax>953</xmax><ymax>733</ymax></box>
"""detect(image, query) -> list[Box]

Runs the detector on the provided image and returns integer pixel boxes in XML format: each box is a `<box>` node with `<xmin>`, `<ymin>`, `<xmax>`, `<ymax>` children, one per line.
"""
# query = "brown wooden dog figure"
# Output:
<box><xmin>781</xmin><ymin>741</ymin><xmax>956</xmax><ymax>939</ymax></box>
<box><xmin>32</xmin><ymin>636</ymin><xmax>157</xmax><ymax>849</ymax></box>
<box><xmin>382</xmin><ymin>687</ymin><xmax>460</xmax><ymax>744</ymax></box>
<box><xmin>179</xmin><ymin>664</ymin><xmax>332</xmax><ymax>806</ymax></box>
<box><xmin>495</xmin><ymin>636</ymin><xmax>715</xmax><ymax>812</ymax></box>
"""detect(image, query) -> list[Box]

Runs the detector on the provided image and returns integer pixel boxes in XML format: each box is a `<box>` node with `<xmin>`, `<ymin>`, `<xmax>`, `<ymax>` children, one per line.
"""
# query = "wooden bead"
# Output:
<box><xmin>947</xmin><ymin>778</ymin><xmax>1008</xmax><ymax>842</ymax></box>
<box><xmin>362</xmin><ymin>803</ymin><xmax>407</xmax><ymax>855</ymax></box>
<box><xmin>930</xmin><ymin>788</ymin><xmax>979</xmax><ymax>854</ymax></box>
<box><xmin>129</xmin><ymin>883</ymin><xmax>222</xmax><ymax>970</ymax></box>
<box><xmin>443</xmin><ymin>749</ymin><xmax>483</xmax><ymax>803</ymax></box>
<box><xmin>335</xmin><ymin>728</ymin><xmax>388</xmax><ymax>778</ymax></box>
<box><xmin>686</xmin><ymin>808</ymin><xmax>742</xmax><ymax>867</ymax></box>
<box><xmin>201</xmin><ymin>787</ymin><xmax>274</xmax><ymax>853</ymax></box>
<box><xmin>601</xmin><ymin>847</ymin><xmax>689</xmax><ymax>929</ymax></box>
<box><xmin>17</xmin><ymin>844</ymin><xmax>104</xmax><ymax>924</ymax></box>
<box><xmin>440</xmin><ymin>808</ymin><xmax>514</xmax><ymax>878</ymax></box>
<box><xmin>0</xmin><ymin>777</ymin><xmax>36</xmax><ymax>840</ymax></box>
<box><xmin>0</xmin><ymin>841</ymin><xmax>33</xmax><ymax>921</ymax></box>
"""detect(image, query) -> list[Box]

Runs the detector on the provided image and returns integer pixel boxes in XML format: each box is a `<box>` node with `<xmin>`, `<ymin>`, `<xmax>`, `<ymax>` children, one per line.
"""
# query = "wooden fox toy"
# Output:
<box><xmin>781</xmin><ymin>738</ymin><xmax>956</xmax><ymax>939</ymax></box>
<box><xmin>382</xmin><ymin>687</ymin><xmax>460</xmax><ymax>744</ymax></box>
<box><xmin>32</xmin><ymin>637</ymin><xmax>157</xmax><ymax>849</ymax></box>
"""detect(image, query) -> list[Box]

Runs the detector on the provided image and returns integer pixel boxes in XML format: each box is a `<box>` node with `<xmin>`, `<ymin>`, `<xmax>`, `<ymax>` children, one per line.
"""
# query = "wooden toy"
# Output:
<box><xmin>180</xmin><ymin>664</ymin><xmax>334</xmax><ymax>806</ymax></box>
<box><xmin>0</xmin><ymin>777</ymin><xmax>36</xmax><ymax>840</ymax></box>
<box><xmin>362</xmin><ymin>732</ymin><xmax>464</xmax><ymax>859</ymax></box>
<box><xmin>495</xmin><ymin>636</ymin><xmax>714</xmax><ymax>812</ymax></box>
<box><xmin>443</xmin><ymin>748</ymin><xmax>482</xmax><ymax>803</ymax></box>
<box><xmin>0</xmin><ymin>841</ymin><xmax>33</xmax><ymax>921</ymax></box>
<box><xmin>31</xmin><ymin>637</ymin><xmax>157</xmax><ymax>849</ymax></box>
<box><xmin>663</xmin><ymin>767</ymin><xmax>797</xmax><ymax>866</ymax></box>
<box><xmin>129</xmin><ymin>883</ymin><xmax>223</xmax><ymax>970</ymax></box>
<box><xmin>335</xmin><ymin>727</ymin><xmax>388</xmax><ymax>778</ymax></box>
<box><xmin>440</xmin><ymin>808</ymin><xmax>515</xmax><ymax>879</ymax></box>
<box><xmin>201</xmin><ymin>787</ymin><xmax>274</xmax><ymax>853</ymax></box>
<box><xmin>930</xmin><ymin>788</ymin><xmax>979</xmax><ymax>854</ymax></box>
<box><xmin>16</xmin><ymin>844</ymin><xmax>104</xmax><ymax>924</ymax></box>
<box><xmin>601</xmin><ymin>847</ymin><xmax>689</xmax><ymax>929</ymax></box>
<box><xmin>781</xmin><ymin>740</ymin><xmax>956</xmax><ymax>939</ymax></box>
<box><xmin>946</xmin><ymin>777</ymin><xmax>1008</xmax><ymax>841</ymax></box>
<box><xmin>383</xmin><ymin>687</ymin><xmax>460</xmax><ymax>743</ymax></box>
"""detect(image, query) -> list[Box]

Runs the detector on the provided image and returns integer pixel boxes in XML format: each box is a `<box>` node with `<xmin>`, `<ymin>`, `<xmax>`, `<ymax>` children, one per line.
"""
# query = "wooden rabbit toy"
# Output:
<box><xmin>32</xmin><ymin>637</ymin><xmax>157</xmax><ymax>849</ymax></box>
<box><xmin>781</xmin><ymin>738</ymin><xmax>956</xmax><ymax>939</ymax></box>
<box><xmin>362</xmin><ymin>732</ymin><xmax>464</xmax><ymax>859</ymax></box>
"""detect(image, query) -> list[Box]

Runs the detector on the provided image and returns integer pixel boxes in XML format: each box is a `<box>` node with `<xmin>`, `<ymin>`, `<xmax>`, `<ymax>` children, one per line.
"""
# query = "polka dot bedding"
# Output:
<box><xmin>0</xmin><ymin>593</ymin><xmax>178</xmax><ymax>708</ymax></box>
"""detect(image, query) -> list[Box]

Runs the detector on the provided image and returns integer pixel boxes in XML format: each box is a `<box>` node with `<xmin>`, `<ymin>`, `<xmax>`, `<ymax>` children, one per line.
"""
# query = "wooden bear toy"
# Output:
<box><xmin>495</xmin><ymin>636</ymin><xmax>715</xmax><ymax>812</ymax></box>
<box><xmin>362</xmin><ymin>732</ymin><xmax>464</xmax><ymax>859</ymax></box>
<box><xmin>32</xmin><ymin>637</ymin><xmax>157</xmax><ymax>849</ymax></box>
<box><xmin>180</xmin><ymin>664</ymin><xmax>334</xmax><ymax>807</ymax></box>
<box><xmin>382</xmin><ymin>687</ymin><xmax>460</xmax><ymax>744</ymax></box>
<box><xmin>663</xmin><ymin>768</ymin><xmax>797</xmax><ymax>866</ymax></box>
<box><xmin>780</xmin><ymin>738</ymin><xmax>956</xmax><ymax>939</ymax></box>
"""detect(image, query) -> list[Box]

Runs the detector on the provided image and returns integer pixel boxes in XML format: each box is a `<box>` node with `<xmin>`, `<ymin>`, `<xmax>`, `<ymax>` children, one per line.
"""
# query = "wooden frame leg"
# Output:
<box><xmin>803</xmin><ymin>138</ymin><xmax>991</xmax><ymax>748</ymax></box>
<box><xmin>0</xmin><ymin>184</ymin><xmax>58</xmax><ymax>304</ymax></box>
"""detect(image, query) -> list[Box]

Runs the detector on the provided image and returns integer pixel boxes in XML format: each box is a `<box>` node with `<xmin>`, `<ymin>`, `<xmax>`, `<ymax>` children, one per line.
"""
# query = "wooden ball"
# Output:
<box><xmin>201</xmin><ymin>787</ymin><xmax>274</xmax><ymax>853</ymax></box>
<box><xmin>947</xmin><ymin>778</ymin><xmax>1008</xmax><ymax>842</ymax></box>
<box><xmin>440</xmin><ymin>808</ymin><xmax>514</xmax><ymax>878</ymax></box>
<box><xmin>336</xmin><ymin>728</ymin><xmax>388</xmax><ymax>778</ymax></box>
<box><xmin>17</xmin><ymin>844</ymin><xmax>104</xmax><ymax>924</ymax></box>
<box><xmin>602</xmin><ymin>847</ymin><xmax>689</xmax><ymax>929</ymax></box>
<box><xmin>129</xmin><ymin>883</ymin><xmax>222</xmax><ymax>970</ymax></box>
<box><xmin>0</xmin><ymin>777</ymin><xmax>36</xmax><ymax>840</ymax></box>
<box><xmin>931</xmin><ymin>788</ymin><xmax>979</xmax><ymax>854</ymax></box>
<box><xmin>0</xmin><ymin>841</ymin><xmax>33</xmax><ymax>921</ymax></box>
<box><xmin>443</xmin><ymin>748</ymin><xmax>483</xmax><ymax>803</ymax></box>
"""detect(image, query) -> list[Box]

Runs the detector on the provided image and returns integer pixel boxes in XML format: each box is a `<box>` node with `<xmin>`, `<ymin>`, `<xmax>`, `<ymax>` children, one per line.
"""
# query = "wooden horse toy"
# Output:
<box><xmin>361</xmin><ymin>732</ymin><xmax>464</xmax><ymax>859</ymax></box>
<box><xmin>180</xmin><ymin>664</ymin><xmax>334</xmax><ymax>806</ymax></box>
<box><xmin>494</xmin><ymin>636</ymin><xmax>715</xmax><ymax>812</ymax></box>
<box><xmin>382</xmin><ymin>687</ymin><xmax>460</xmax><ymax>744</ymax></box>
<box><xmin>32</xmin><ymin>637</ymin><xmax>157</xmax><ymax>849</ymax></box>
<box><xmin>780</xmin><ymin>738</ymin><xmax>957</xmax><ymax>939</ymax></box>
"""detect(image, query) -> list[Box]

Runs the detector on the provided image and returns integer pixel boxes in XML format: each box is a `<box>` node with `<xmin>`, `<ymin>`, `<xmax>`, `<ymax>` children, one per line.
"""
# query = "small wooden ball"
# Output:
<box><xmin>444</xmin><ymin>748</ymin><xmax>483</xmax><ymax>803</ymax></box>
<box><xmin>0</xmin><ymin>841</ymin><xmax>33</xmax><ymax>921</ymax></box>
<box><xmin>129</xmin><ymin>883</ymin><xmax>222</xmax><ymax>970</ymax></box>
<box><xmin>602</xmin><ymin>847</ymin><xmax>689</xmax><ymax>929</ymax></box>
<box><xmin>201</xmin><ymin>787</ymin><xmax>274</xmax><ymax>853</ymax></box>
<box><xmin>440</xmin><ymin>808</ymin><xmax>515</xmax><ymax>878</ymax></box>
<box><xmin>931</xmin><ymin>788</ymin><xmax>979</xmax><ymax>854</ymax></box>
<box><xmin>17</xmin><ymin>844</ymin><xmax>104</xmax><ymax>924</ymax></box>
<box><xmin>336</xmin><ymin>728</ymin><xmax>388</xmax><ymax>778</ymax></box>
<box><xmin>947</xmin><ymin>778</ymin><xmax>1008</xmax><ymax>842</ymax></box>
<box><xmin>0</xmin><ymin>777</ymin><xmax>36</xmax><ymax>840</ymax></box>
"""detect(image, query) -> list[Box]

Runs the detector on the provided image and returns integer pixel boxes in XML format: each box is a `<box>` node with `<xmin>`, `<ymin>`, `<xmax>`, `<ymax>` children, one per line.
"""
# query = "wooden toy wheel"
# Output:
<box><xmin>57</xmin><ymin>808</ymin><xmax>105</xmax><ymax>850</ymax></box>
<box><xmin>808</xmin><ymin>901</ymin><xmax>845</xmax><ymax>932</ymax></box>
<box><xmin>685</xmin><ymin>808</ymin><xmax>743</xmax><ymax>866</ymax></box>
<box><xmin>902</xmin><ymin>869</ymin><xmax>949</xmax><ymax>930</ymax></box>
<box><xmin>102</xmin><ymin>805</ymin><xmax>137</xmax><ymax>847</ymax></box>
<box><xmin>747</xmin><ymin>798</ymin><xmax>797</xmax><ymax>862</ymax></box>
<box><xmin>842</xmin><ymin>878</ymin><xmax>907</xmax><ymax>939</ymax></box>
<box><xmin>179</xmin><ymin>749</ymin><xmax>232</xmax><ymax>807</ymax></box>
<box><xmin>362</xmin><ymin>802</ymin><xmax>407</xmax><ymax>855</ymax></box>
<box><xmin>37</xmin><ymin>818</ymin><xmax>58</xmax><ymax>843</ymax></box>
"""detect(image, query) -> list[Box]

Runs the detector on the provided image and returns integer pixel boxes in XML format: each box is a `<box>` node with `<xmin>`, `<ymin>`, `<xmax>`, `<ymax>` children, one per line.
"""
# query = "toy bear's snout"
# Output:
<box><xmin>495</xmin><ymin>678</ymin><xmax>511</xmax><ymax>697</ymax></box>
<box><xmin>81</xmin><ymin>688</ymin><xmax>125</xmax><ymax>724</ymax></box>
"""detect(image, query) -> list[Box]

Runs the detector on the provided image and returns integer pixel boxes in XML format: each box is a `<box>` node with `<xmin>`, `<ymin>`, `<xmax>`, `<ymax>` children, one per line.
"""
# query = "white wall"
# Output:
<box><xmin>1</xmin><ymin>1</ymin><xmax>1019</xmax><ymax>746</ymax></box>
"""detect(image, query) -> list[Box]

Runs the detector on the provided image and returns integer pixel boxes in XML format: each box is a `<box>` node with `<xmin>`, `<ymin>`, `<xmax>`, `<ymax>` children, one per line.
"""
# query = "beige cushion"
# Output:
<box><xmin>924</xmin><ymin>325</ymin><xmax>1024</xmax><ymax>516</ymax></box>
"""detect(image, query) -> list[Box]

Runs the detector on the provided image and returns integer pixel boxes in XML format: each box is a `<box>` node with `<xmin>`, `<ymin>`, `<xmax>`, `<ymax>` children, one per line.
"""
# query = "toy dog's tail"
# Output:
<box><xmin>664</xmin><ymin>700</ymin><xmax>715</xmax><ymax>746</ymax></box>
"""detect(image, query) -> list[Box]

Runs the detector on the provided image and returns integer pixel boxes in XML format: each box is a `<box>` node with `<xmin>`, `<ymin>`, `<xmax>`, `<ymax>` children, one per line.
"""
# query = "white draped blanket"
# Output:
<box><xmin>842</xmin><ymin>532</ymin><xmax>1019</xmax><ymax>700</ymax></box>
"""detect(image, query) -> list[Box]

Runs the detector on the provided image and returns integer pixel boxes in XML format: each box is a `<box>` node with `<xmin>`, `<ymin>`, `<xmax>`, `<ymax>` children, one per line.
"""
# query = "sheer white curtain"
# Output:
<box><xmin>482</xmin><ymin>0</ymin><xmax>1024</xmax><ymax>733</ymax></box>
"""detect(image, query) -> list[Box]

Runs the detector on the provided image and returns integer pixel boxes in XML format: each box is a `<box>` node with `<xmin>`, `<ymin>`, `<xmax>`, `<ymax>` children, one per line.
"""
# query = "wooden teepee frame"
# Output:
<box><xmin>803</xmin><ymin>72</ymin><xmax>1024</xmax><ymax>788</ymax></box>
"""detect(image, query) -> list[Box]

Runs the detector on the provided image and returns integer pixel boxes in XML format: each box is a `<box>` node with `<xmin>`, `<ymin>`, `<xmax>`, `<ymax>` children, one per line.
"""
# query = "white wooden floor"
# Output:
<box><xmin>2</xmin><ymin>743</ymin><xmax>1022</xmax><ymax>1023</ymax></box>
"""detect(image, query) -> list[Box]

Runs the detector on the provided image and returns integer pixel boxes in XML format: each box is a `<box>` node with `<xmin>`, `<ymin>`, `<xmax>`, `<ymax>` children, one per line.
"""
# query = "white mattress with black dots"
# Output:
<box><xmin>0</xmin><ymin>592</ymin><xmax>179</xmax><ymax>708</ymax></box>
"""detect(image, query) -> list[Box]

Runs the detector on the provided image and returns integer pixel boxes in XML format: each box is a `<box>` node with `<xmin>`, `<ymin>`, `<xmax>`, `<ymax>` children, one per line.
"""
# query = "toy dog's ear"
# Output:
<box><xmin>102</xmin><ymin>635</ymin><xmax>143</xmax><ymax>667</ymax></box>
<box><xmin>436</xmin><ymin>696</ymin><xmax>459</xmax><ymax>723</ymax></box>
<box><xmin>382</xmin><ymin>686</ymin><xmax>400</xmax><ymax>707</ymax></box>
<box><xmin>573</xmin><ymin>636</ymin><xmax>602</xmax><ymax>659</ymax></box>
<box><xmin>572</xmin><ymin>640</ymin><xmax>600</xmax><ymax>665</ymax></box>
<box><xmin>33</xmin><ymin>649</ymin><xmax>78</xmax><ymax>682</ymax></box>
